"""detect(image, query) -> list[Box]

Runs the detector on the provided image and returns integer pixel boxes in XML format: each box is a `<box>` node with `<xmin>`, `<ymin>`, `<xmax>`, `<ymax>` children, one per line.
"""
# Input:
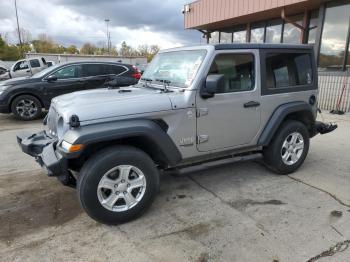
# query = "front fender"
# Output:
<box><xmin>61</xmin><ymin>119</ymin><xmax>182</xmax><ymax>166</ymax></box>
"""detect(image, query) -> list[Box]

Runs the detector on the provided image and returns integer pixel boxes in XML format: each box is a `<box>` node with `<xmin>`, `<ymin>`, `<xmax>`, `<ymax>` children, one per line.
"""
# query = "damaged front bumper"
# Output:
<box><xmin>17</xmin><ymin>131</ymin><xmax>75</xmax><ymax>187</ymax></box>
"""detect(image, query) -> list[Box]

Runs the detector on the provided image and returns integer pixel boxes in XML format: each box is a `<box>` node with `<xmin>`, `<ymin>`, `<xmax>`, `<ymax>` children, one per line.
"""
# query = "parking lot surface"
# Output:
<box><xmin>0</xmin><ymin>113</ymin><xmax>349</xmax><ymax>262</ymax></box>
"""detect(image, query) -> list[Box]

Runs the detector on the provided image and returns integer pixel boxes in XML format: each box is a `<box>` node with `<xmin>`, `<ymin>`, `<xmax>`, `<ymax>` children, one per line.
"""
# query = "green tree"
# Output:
<box><xmin>80</xmin><ymin>43</ymin><xmax>97</xmax><ymax>55</ymax></box>
<box><xmin>66</xmin><ymin>45</ymin><xmax>79</xmax><ymax>54</ymax></box>
<box><xmin>0</xmin><ymin>35</ymin><xmax>22</xmax><ymax>60</ymax></box>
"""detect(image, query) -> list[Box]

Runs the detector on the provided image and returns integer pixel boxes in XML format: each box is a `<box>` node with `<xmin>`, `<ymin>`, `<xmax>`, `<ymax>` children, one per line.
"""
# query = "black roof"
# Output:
<box><xmin>214</xmin><ymin>43</ymin><xmax>314</xmax><ymax>50</ymax></box>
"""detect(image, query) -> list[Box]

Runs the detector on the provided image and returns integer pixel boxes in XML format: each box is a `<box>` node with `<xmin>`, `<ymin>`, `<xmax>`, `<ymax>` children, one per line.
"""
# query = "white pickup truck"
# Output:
<box><xmin>0</xmin><ymin>57</ymin><xmax>48</xmax><ymax>80</ymax></box>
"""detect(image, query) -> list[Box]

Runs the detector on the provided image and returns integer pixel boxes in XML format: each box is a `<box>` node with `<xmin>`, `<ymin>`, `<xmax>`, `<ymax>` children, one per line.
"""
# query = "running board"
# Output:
<box><xmin>166</xmin><ymin>153</ymin><xmax>263</xmax><ymax>175</ymax></box>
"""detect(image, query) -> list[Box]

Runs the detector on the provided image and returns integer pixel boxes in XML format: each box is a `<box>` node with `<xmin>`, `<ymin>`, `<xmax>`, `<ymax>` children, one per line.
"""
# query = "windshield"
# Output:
<box><xmin>31</xmin><ymin>64</ymin><xmax>61</xmax><ymax>78</ymax></box>
<box><xmin>141</xmin><ymin>50</ymin><xmax>207</xmax><ymax>88</ymax></box>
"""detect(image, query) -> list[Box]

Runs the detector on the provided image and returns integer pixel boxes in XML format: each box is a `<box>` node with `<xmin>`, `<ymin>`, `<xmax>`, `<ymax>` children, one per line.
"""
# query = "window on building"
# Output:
<box><xmin>209</xmin><ymin>31</ymin><xmax>219</xmax><ymax>43</ymax></box>
<box><xmin>233</xmin><ymin>31</ymin><xmax>246</xmax><ymax>42</ymax></box>
<box><xmin>265</xmin><ymin>19</ymin><xmax>282</xmax><ymax>43</ymax></box>
<box><xmin>250</xmin><ymin>22</ymin><xmax>265</xmax><ymax>43</ymax></box>
<box><xmin>283</xmin><ymin>14</ymin><xmax>303</xmax><ymax>43</ymax></box>
<box><xmin>220</xmin><ymin>31</ymin><xmax>232</xmax><ymax>43</ymax></box>
<box><xmin>308</xmin><ymin>10</ymin><xmax>319</xmax><ymax>44</ymax></box>
<box><xmin>208</xmin><ymin>53</ymin><xmax>254</xmax><ymax>93</ymax></box>
<box><xmin>266</xmin><ymin>53</ymin><xmax>313</xmax><ymax>89</ymax></box>
<box><xmin>319</xmin><ymin>0</ymin><xmax>350</xmax><ymax>70</ymax></box>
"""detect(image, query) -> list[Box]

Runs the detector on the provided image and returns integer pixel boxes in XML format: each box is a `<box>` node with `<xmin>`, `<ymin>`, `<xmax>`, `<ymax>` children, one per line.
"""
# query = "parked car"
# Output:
<box><xmin>0</xmin><ymin>61</ymin><xmax>141</xmax><ymax>120</ymax></box>
<box><xmin>0</xmin><ymin>65</ymin><xmax>8</xmax><ymax>77</ymax></box>
<box><xmin>17</xmin><ymin>44</ymin><xmax>337</xmax><ymax>225</ymax></box>
<box><xmin>0</xmin><ymin>57</ymin><xmax>48</xmax><ymax>80</ymax></box>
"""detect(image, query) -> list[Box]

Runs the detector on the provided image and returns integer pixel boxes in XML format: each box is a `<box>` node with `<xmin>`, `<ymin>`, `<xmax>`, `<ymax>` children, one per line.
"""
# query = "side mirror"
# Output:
<box><xmin>201</xmin><ymin>74</ymin><xmax>225</xmax><ymax>98</ymax></box>
<box><xmin>46</xmin><ymin>75</ymin><xmax>58</xmax><ymax>82</ymax></box>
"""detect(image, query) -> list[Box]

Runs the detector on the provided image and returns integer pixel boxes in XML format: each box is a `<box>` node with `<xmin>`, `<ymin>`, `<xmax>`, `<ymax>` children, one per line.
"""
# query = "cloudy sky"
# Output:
<box><xmin>0</xmin><ymin>0</ymin><xmax>202</xmax><ymax>49</ymax></box>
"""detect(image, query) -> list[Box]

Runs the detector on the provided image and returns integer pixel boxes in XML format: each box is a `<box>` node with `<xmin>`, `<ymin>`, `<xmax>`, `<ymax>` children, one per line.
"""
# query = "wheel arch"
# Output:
<box><xmin>9</xmin><ymin>92</ymin><xmax>44</xmax><ymax>112</ymax></box>
<box><xmin>63</xmin><ymin>119</ymin><xmax>182</xmax><ymax>170</ymax></box>
<box><xmin>258</xmin><ymin>101</ymin><xmax>316</xmax><ymax>147</ymax></box>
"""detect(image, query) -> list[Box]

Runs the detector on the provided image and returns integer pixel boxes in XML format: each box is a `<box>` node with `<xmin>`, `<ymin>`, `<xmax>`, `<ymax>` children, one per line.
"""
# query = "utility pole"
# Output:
<box><xmin>14</xmin><ymin>0</ymin><xmax>23</xmax><ymax>56</ymax></box>
<box><xmin>105</xmin><ymin>19</ymin><xmax>110</xmax><ymax>54</ymax></box>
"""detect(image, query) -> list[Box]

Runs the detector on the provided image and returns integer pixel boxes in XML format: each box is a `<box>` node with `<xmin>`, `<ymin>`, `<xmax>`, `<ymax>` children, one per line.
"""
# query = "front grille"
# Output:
<box><xmin>47</xmin><ymin>106</ymin><xmax>58</xmax><ymax>137</ymax></box>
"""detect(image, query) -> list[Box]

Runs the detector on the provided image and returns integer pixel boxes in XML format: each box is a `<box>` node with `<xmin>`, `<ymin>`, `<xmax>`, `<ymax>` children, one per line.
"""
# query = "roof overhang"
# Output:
<box><xmin>184</xmin><ymin>0</ymin><xmax>326</xmax><ymax>30</ymax></box>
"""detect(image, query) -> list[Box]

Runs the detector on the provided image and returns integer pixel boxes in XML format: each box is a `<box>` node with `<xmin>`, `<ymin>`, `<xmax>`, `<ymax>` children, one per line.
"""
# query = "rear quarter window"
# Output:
<box><xmin>265</xmin><ymin>52</ymin><xmax>313</xmax><ymax>89</ymax></box>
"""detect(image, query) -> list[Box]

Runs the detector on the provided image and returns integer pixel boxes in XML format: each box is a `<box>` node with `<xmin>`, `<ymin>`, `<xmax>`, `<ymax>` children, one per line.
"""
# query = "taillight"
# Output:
<box><xmin>131</xmin><ymin>66</ymin><xmax>141</xmax><ymax>80</ymax></box>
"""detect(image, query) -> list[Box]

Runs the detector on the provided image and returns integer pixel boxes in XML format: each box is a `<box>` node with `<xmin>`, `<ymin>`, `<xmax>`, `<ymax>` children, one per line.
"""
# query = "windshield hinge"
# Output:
<box><xmin>197</xmin><ymin>135</ymin><xmax>209</xmax><ymax>144</ymax></box>
<box><xmin>196</xmin><ymin>108</ymin><xmax>208</xmax><ymax>118</ymax></box>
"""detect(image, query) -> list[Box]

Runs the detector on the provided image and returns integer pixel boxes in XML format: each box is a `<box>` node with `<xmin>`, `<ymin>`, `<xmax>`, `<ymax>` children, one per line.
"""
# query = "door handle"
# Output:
<box><xmin>244</xmin><ymin>101</ymin><xmax>260</xmax><ymax>108</ymax></box>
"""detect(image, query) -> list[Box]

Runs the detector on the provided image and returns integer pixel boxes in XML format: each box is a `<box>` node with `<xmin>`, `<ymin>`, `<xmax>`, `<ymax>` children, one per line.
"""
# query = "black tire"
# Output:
<box><xmin>11</xmin><ymin>95</ymin><xmax>43</xmax><ymax>120</ymax></box>
<box><xmin>77</xmin><ymin>145</ymin><xmax>160</xmax><ymax>225</ymax></box>
<box><xmin>263</xmin><ymin>120</ymin><xmax>310</xmax><ymax>175</ymax></box>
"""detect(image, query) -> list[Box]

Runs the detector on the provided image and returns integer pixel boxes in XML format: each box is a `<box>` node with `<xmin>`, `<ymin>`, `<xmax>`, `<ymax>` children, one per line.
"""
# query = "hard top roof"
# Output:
<box><xmin>214</xmin><ymin>43</ymin><xmax>314</xmax><ymax>50</ymax></box>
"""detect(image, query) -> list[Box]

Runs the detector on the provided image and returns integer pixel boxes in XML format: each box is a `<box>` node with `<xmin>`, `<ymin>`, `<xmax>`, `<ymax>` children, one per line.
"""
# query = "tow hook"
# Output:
<box><xmin>57</xmin><ymin>171</ymin><xmax>76</xmax><ymax>188</ymax></box>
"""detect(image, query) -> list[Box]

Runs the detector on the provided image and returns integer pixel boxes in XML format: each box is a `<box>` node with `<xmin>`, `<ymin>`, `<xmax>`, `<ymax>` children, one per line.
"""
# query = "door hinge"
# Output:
<box><xmin>196</xmin><ymin>108</ymin><xmax>208</xmax><ymax>118</ymax></box>
<box><xmin>197</xmin><ymin>135</ymin><xmax>209</xmax><ymax>144</ymax></box>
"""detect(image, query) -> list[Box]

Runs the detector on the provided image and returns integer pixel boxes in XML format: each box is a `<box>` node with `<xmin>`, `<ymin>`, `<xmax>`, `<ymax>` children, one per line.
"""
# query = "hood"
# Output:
<box><xmin>0</xmin><ymin>76</ymin><xmax>40</xmax><ymax>86</ymax></box>
<box><xmin>52</xmin><ymin>87</ymin><xmax>173</xmax><ymax>122</ymax></box>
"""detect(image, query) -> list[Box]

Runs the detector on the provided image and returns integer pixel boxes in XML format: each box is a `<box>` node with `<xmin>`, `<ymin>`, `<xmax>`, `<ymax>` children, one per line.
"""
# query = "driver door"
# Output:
<box><xmin>12</xmin><ymin>60</ymin><xmax>31</xmax><ymax>77</ymax></box>
<box><xmin>196</xmin><ymin>51</ymin><xmax>261</xmax><ymax>152</ymax></box>
<box><xmin>44</xmin><ymin>64</ymin><xmax>85</xmax><ymax>101</ymax></box>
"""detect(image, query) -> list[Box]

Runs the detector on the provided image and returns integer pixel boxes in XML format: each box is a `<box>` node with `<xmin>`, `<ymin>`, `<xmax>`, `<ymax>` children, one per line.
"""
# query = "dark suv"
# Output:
<box><xmin>0</xmin><ymin>61</ymin><xmax>141</xmax><ymax>120</ymax></box>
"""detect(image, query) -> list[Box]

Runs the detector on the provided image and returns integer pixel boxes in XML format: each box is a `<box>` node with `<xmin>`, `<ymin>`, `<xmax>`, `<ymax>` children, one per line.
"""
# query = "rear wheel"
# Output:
<box><xmin>77</xmin><ymin>146</ymin><xmax>159</xmax><ymax>225</ymax></box>
<box><xmin>11</xmin><ymin>95</ymin><xmax>42</xmax><ymax>120</ymax></box>
<box><xmin>263</xmin><ymin>120</ymin><xmax>310</xmax><ymax>175</ymax></box>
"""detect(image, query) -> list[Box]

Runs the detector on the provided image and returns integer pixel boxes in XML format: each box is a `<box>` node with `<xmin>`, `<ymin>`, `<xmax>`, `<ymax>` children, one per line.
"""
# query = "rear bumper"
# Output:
<box><xmin>17</xmin><ymin>131</ymin><xmax>67</xmax><ymax>177</ymax></box>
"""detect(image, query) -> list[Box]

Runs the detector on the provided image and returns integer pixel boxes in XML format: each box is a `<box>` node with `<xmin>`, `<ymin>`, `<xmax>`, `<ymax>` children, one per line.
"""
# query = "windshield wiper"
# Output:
<box><xmin>140</xmin><ymin>77</ymin><xmax>153</xmax><ymax>88</ymax></box>
<box><xmin>155</xmin><ymin>79</ymin><xmax>172</xmax><ymax>93</ymax></box>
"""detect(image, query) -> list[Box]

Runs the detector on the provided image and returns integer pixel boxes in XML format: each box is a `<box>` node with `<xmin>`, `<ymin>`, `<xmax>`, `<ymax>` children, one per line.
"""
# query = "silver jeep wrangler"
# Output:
<box><xmin>17</xmin><ymin>44</ymin><xmax>336</xmax><ymax>224</ymax></box>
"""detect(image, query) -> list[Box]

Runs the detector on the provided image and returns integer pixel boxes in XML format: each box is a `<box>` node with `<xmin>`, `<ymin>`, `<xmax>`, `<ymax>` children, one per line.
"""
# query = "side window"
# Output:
<box><xmin>14</xmin><ymin>61</ymin><xmax>29</xmax><ymax>71</ymax></box>
<box><xmin>266</xmin><ymin>53</ymin><xmax>313</xmax><ymax>89</ymax></box>
<box><xmin>105</xmin><ymin>65</ymin><xmax>127</xmax><ymax>75</ymax></box>
<box><xmin>208</xmin><ymin>53</ymin><xmax>255</xmax><ymax>93</ymax></box>
<box><xmin>30</xmin><ymin>59</ymin><xmax>41</xmax><ymax>68</ymax></box>
<box><xmin>82</xmin><ymin>64</ymin><xmax>103</xmax><ymax>77</ymax></box>
<box><xmin>51</xmin><ymin>65</ymin><xmax>82</xmax><ymax>79</ymax></box>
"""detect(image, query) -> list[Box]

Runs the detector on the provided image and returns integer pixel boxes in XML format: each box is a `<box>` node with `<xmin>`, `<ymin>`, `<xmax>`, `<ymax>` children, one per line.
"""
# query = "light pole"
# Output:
<box><xmin>105</xmin><ymin>19</ymin><xmax>110</xmax><ymax>54</ymax></box>
<box><xmin>14</xmin><ymin>0</ymin><xmax>23</xmax><ymax>56</ymax></box>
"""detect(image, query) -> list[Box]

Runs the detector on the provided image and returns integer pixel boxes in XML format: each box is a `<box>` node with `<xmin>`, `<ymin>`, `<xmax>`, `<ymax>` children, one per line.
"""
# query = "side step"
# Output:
<box><xmin>166</xmin><ymin>153</ymin><xmax>262</xmax><ymax>176</ymax></box>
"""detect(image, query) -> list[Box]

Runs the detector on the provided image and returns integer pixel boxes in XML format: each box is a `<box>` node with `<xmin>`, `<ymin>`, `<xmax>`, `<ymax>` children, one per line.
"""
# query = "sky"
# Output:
<box><xmin>0</xmin><ymin>0</ymin><xmax>202</xmax><ymax>49</ymax></box>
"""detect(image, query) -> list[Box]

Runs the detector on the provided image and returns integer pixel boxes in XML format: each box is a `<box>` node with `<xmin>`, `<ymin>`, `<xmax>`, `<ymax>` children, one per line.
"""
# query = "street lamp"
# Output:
<box><xmin>105</xmin><ymin>19</ymin><xmax>110</xmax><ymax>54</ymax></box>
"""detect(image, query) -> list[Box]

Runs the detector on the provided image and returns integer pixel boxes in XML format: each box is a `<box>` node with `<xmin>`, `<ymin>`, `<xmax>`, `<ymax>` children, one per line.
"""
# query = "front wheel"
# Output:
<box><xmin>77</xmin><ymin>146</ymin><xmax>160</xmax><ymax>225</ymax></box>
<box><xmin>263</xmin><ymin>120</ymin><xmax>310</xmax><ymax>175</ymax></box>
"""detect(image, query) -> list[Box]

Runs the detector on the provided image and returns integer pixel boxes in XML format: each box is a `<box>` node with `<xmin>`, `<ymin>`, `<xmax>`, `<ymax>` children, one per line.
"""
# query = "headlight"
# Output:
<box><xmin>61</xmin><ymin>140</ymin><xmax>84</xmax><ymax>153</ymax></box>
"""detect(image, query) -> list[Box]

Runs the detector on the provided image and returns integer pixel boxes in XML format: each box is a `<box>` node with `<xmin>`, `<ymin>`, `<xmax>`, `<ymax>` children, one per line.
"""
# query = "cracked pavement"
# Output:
<box><xmin>0</xmin><ymin>112</ymin><xmax>349</xmax><ymax>261</ymax></box>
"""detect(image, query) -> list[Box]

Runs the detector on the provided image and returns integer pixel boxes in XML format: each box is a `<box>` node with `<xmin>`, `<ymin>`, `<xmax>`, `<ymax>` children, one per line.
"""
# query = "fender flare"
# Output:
<box><xmin>61</xmin><ymin>119</ymin><xmax>182</xmax><ymax>166</ymax></box>
<box><xmin>258</xmin><ymin>101</ymin><xmax>316</xmax><ymax>147</ymax></box>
